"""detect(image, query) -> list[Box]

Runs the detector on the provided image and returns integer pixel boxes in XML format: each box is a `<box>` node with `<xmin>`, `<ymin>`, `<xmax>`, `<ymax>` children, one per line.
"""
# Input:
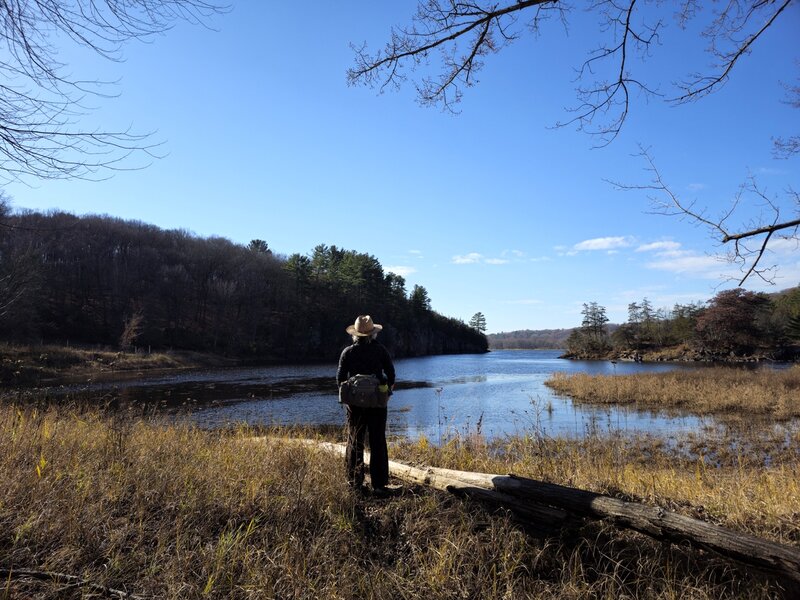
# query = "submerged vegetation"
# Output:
<box><xmin>1</xmin><ymin>402</ymin><xmax>797</xmax><ymax>598</ymax></box>
<box><xmin>545</xmin><ymin>366</ymin><xmax>800</xmax><ymax>419</ymax></box>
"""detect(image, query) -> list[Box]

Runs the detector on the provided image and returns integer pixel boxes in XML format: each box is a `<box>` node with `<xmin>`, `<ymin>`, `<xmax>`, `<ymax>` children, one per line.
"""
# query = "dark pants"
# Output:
<box><xmin>345</xmin><ymin>405</ymin><xmax>389</xmax><ymax>488</ymax></box>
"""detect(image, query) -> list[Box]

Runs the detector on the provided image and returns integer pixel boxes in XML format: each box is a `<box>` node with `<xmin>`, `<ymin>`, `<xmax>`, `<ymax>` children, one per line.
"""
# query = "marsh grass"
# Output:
<box><xmin>545</xmin><ymin>366</ymin><xmax>800</xmax><ymax>419</ymax></box>
<box><xmin>0</xmin><ymin>404</ymin><xmax>793</xmax><ymax>598</ymax></box>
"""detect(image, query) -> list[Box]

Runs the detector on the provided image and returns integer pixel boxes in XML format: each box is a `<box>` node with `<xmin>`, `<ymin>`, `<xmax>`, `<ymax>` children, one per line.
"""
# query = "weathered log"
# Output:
<box><xmin>492</xmin><ymin>474</ymin><xmax>800</xmax><ymax>584</ymax></box>
<box><xmin>282</xmin><ymin>438</ymin><xmax>800</xmax><ymax>584</ymax></box>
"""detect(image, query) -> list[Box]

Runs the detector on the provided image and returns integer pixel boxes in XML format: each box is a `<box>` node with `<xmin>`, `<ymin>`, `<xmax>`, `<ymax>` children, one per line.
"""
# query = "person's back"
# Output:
<box><xmin>337</xmin><ymin>315</ymin><xmax>395</xmax><ymax>495</ymax></box>
<box><xmin>337</xmin><ymin>337</ymin><xmax>394</xmax><ymax>386</ymax></box>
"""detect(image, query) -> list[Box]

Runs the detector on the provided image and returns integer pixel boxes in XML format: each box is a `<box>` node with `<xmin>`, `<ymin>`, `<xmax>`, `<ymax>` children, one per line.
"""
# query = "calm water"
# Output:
<box><xmin>52</xmin><ymin>349</ymin><xmax>721</xmax><ymax>441</ymax></box>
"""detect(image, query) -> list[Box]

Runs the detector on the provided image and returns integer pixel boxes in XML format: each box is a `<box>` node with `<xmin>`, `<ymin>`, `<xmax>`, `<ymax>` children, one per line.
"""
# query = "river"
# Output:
<box><xmin>49</xmin><ymin>349</ymin><xmax>729</xmax><ymax>441</ymax></box>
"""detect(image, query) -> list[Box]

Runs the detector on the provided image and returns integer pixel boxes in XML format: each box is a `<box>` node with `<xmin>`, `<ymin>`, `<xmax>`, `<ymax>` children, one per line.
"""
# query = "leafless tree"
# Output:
<box><xmin>0</xmin><ymin>0</ymin><xmax>226</xmax><ymax>184</ymax></box>
<box><xmin>349</xmin><ymin>0</ymin><xmax>798</xmax><ymax>283</ymax></box>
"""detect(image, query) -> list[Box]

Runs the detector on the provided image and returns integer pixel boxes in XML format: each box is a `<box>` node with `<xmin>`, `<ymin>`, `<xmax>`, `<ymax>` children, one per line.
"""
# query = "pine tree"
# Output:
<box><xmin>469</xmin><ymin>312</ymin><xmax>487</xmax><ymax>333</ymax></box>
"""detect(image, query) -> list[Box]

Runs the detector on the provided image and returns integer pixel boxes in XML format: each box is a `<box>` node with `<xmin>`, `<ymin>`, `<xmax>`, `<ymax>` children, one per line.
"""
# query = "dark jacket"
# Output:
<box><xmin>337</xmin><ymin>339</ymin><xmax>395</xmax><ymax>387</ymax></box>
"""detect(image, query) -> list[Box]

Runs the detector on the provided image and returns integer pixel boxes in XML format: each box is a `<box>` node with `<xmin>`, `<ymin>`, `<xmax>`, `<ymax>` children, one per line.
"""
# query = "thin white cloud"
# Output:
<box><xmin>408</xmin><ymin>250</ymin><xmax>424</xmax><ymax>259</ymax></box>
<box><xmin>385</xmin><ymin>265</ymin><xmax>416</xmax><ymax>277</ymax></box>
<box><xmin>529</xmin><ymin>256</ymin><xmax>552</xmax><ymax>262</ymax></box>
<box><xmin>452</xmin><ymin>253</ymin><xmax>483</xmax><ymax>264</ymax></box>
<box><xmin>502</xmin><ymin>249</ymin><xmax>527</xmax><ymax>258</ymax></box>
<box><xmin>767</xmin><ymin>237</ymin><xmax>800</xmax><ymax>255</ymax></box>
<box><xmin>757</xmin><ymin>166</ymin><xmax>788</xmax><ymax>175</ymax></box>
<box><xmin>636</xmin><ymin>241</ymin><xmax>682</xmax><ymax>253</ymax></box>
<box><xmin>573</xmin><ymin>236</ymin><xmax>633</xmax><ymax>251</ymax></box>
<box><xmin>687</xmin><ymin>183</ymin><xmax>707</xmax><ymax>191</ymax></box>
<box><xmin>452</xmin><ymin>253</ymin><xmax>510</xmax><ymax>265</ymax></box>
<box><xmin>645</xmin><ymin>253</ymin><xmax>734</xmax><ymax>279</ymax></box>
<box><xmin>645</xmin><ymin>239</ymin><xmax>800</xmax><ymax>287</ymax></box>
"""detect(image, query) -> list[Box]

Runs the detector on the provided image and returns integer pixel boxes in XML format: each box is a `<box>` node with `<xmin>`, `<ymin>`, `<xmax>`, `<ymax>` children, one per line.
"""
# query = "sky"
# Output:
<box><xmin>3</xmin><ymin>2</ymin><xmax>799</xmax><ymax>333</ymax></box>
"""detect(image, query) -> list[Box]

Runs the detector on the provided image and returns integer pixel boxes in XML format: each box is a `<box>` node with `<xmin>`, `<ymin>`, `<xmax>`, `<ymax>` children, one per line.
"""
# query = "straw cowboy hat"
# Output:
<box><xmin>346</xmin><ymin>315</ymin><xmax>383</xmax><ymax>336</ymax></box>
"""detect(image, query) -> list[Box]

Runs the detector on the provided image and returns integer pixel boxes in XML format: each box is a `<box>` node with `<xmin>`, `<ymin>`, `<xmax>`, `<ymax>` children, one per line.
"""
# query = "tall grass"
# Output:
<box><xmin>545</xmin><ymin>366</ymin><xmax>800</xmax><ymax>419</ymax></box>
<box><xmin>0</xmin><ymin>404</ymin><xmax>790</xmax><ymax>598</ymax></box>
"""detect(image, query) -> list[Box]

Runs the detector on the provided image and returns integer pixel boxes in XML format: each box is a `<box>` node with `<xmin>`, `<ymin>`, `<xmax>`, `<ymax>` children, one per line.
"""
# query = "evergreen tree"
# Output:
<box><xmin>469</xmin><ymin>312</ymin><xmax>487</xmax><ymax>333</ymax></box>
<box><xmin>582</xmin><ymin>302</ymin><xmax>610</xmax><ymax>353</ymax></box>
<box><xmin>248</xmin><ymin>239</ymin><xmax>271</xmax><ymax>254</ymax></box>
<box><xmin>410</xmin><ymin>285</ymin><xmax>431</xmax><ymax>313</ymax></box>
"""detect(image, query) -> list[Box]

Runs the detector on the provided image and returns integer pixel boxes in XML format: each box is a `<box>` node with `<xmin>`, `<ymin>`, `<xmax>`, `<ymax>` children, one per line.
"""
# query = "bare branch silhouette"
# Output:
<box><xmin>0</xmin><ymin>0</ymin><xmax>227</xmax><ymax>183</ymax></box>
<box><xmin>609</xmin><ymin>148</ymin><xmax>800</xmax><ymax>285</ymax></box>
<box><xmin>349</xmin><ymin>1</ymin><xmax>796</xmax><ymax>142</ymax></box>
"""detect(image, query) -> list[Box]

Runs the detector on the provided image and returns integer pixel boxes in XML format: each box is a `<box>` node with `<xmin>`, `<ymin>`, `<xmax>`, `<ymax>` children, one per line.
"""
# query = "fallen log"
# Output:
<box><xmin>492</xmin><ymin>475</ymin><xmax>800</xmax><ymax>584</ymax></box>
<box><xmin>276</xmin><ymin>438</ymin><xmax>800</xmax><ymax>584</ymax></box>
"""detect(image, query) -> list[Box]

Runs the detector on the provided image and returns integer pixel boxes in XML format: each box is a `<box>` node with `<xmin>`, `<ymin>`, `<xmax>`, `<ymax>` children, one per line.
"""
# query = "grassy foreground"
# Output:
<box><xmin>1</xmin><ymin>405</ymin><xmax>797</xmax><ymax>598</ymax></box>
<box><xmin>545</xmin><ymin>366</ymin><xmax>800</xmax><ymax>419</ymax></box>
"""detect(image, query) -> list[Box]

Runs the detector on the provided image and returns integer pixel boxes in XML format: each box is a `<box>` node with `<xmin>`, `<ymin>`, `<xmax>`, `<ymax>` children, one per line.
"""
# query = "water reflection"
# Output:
<box><xmin>33</xmin><ymin>350</ymin><xmax>733</xmax><ymax>441</ymax></box>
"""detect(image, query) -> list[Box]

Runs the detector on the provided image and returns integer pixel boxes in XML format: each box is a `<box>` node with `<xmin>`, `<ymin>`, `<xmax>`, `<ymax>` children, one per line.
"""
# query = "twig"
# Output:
<box><xmin>0</xmin><ymin>568</ymin><xmax>146</xmax><ymax>599</ymax></box>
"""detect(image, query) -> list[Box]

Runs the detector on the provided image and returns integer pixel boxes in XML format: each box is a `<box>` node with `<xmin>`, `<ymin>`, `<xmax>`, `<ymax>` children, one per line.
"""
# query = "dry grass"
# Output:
<box><xmin>392</xmin><ymin>424</ymin><xmax>800</xmax><ymax>546</ymax></box>
<box><xmin>545</xmin><ymin>366</ymin><xmax>800</xmax><ymax>419</ymax></box>
<box><xmin>0</xmin><ymin>404</ymin><xmax>793</xmax><ymax>598</ymax></box>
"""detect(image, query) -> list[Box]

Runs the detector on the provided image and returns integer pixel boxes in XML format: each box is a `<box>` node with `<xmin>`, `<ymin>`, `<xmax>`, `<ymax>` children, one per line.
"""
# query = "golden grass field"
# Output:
<box><xmin>2</xmin><ymin>394</ymin><xmax>798</xmax><ymax>598</ymax></box>
<box><xmin>545</xmin><ymin>365</ymin><xmax>800</xmax><ymax>419</ymax></box>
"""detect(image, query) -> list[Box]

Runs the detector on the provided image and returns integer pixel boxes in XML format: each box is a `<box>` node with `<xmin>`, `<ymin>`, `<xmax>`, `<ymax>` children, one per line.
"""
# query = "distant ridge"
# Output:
<box><xmin>489</xmin><ymin>325</ymin><xmax>621</xmax><ymax>350</ymax></box>
<box><xmin>487</xmin><ymin>328</ymin><xmax>573</xmax><ymax>350</ymax></box>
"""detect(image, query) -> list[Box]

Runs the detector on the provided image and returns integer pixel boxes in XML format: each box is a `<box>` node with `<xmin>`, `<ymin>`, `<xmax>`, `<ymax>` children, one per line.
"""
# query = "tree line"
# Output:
<box><xmin>488</xmin><ymin>329</ymin><xmax>575</xmax><ymax>350</ymax></box>
<box><xmin>565</xmin><ymin>288</ymin><xmax>800</xmax><ymax>361</ymax></box>
<box><xmin>0</xmin><ymin>207</ymin><xmax>487</xmax><ymax>360</ymax></box>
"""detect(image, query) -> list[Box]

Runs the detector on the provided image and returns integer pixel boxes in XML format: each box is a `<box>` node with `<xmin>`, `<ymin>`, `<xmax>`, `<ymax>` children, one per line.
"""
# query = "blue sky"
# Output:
<box><xmin>3</xmin><ymin>3</ymin><xmax>799</xmax><ymax>333</ymax></box>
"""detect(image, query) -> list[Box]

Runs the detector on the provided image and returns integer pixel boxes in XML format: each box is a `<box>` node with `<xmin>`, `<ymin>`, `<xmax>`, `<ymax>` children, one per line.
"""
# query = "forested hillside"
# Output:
<box><xmin>0</xmin><ymin>209</ymin><xmax>487</xmax><ymax>360</ymax></box>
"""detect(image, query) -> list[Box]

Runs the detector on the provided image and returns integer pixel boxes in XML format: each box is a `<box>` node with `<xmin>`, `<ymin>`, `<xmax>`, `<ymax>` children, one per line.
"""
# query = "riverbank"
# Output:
<box><xmin>0</xmin><ymin>343</ymin><xmax>239</xmax><ymax>386</ymax></box>
<box><xmin>545</xmin><ymin>366</ymin><xmax>800</xmax><ymax>419</ymax></box>
<box><xmin>1</xmin><ymin>403</ymin><xmax>795</xmax><ymax>598</ymax></box>
<box><xmin>559</xmin><ymin>342</ymin><xmax>799</xmax><ymax>363</ymax></box>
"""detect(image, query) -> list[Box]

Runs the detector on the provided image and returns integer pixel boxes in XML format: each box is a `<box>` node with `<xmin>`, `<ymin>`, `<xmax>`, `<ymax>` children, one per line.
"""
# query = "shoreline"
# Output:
<box><xmin>0</xmin><ymin>342</ymin><xmax>490</xmax><ymax>387</ymax></box>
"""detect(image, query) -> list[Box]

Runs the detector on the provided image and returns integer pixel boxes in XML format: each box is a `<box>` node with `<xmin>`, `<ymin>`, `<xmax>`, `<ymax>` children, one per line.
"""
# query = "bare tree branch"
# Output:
<box><xmin>348</xmin><ymin>1</ymin><xmax>562</xmax><ymax>113</ymax></box>
<box><xmin>609</xmin><ymin>148</ymin><xmax>799</xmax><ymax>285</ymax></box>
<box><xmin>672</xmin><ymin>0</ymin><xmax>794</xmax><ymax>102</ymax></box>
<box><xmin>0</xmin><ymin>0</ymin><xmax>228</xmax><ymax>183</ymax></box>
<box><xmin>773</xmin><ymin>76</ymin><xmax>800</xmax><ymax>158</ymax></box>
<box><xmin>556</xmin><ymin>0</ymin><xmax>663</xmax><ymax>145</ymax></box>
<box><xmin>349</xmin><ymin>1</ymin><xmax>796</xmax><ymax>142</ymax></box>
<box><xmin>723</xmin><ymin>218</ymin><xmax>800</xmax><ymax>242</ymax></box>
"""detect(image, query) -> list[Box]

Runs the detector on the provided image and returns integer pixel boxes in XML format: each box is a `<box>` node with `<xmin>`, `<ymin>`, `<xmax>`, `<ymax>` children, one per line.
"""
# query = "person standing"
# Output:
<box><xmin>336</xmin><ymin>315</ymin><xmax>395</xmax><ymax>495</ymax></box>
